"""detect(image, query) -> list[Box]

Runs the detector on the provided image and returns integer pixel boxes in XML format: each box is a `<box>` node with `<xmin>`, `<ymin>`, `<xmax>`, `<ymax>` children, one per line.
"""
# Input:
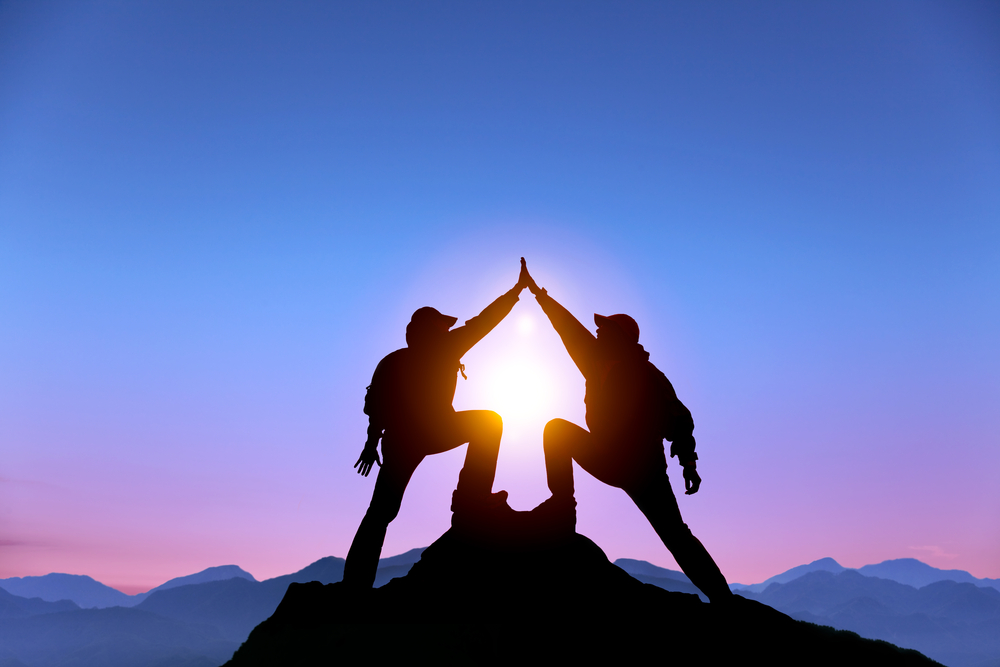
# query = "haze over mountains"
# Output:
<box><xmin>5</xmin><ymin>554</ymin><xmax>996</xmax><ymax>610</ymax></box>
<box><xmin>746</xmin><ymin>570</ymin><xmax>1000</xmax><ymax>667</ymax></box>
<box><xmin>0</xmin><ymin>566</ymin><xmax>257</xmax><ymax>610</ymax></box>
<box><xmin>614</xmin><ymin>557</ymin><xmax>1000</xmax><ymax>667</ymax></box>
<box><xmin>0</xmin><ymin>557</ymin><xmax>354</xmax><ymax>667</ymax></box>
<box><xmin>728</xmin><ymin>557</ymin><xmax>1000</xmax><ymax>595</ymax></box>
<box><xmin>2</xmin><ymin>553</ymin><xmax>998</xmax><ymax>667</ymax></box>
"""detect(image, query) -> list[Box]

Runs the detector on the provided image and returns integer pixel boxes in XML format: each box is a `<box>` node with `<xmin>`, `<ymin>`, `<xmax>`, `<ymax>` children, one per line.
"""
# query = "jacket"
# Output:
<box><xmin>534</xmin><ymin>290</ymin><xmax>697</xmax><ymax>465</ymax></box>
<box><xmin>364</xmin><ymin>287</ymin><xmax>520</xmax><ymax>437</ymax></box>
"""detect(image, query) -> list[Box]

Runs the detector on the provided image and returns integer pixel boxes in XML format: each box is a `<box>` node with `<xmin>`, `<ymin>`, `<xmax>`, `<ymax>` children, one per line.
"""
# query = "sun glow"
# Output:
<box><xmin>456</xmin><ymin>312</ymin><xmax>582</xmax><ymax>450</ymax></box>
<box><xmin>478</xmin><ymin>357</ymin><xmax>554</xmax><ymax>425</ymax></box>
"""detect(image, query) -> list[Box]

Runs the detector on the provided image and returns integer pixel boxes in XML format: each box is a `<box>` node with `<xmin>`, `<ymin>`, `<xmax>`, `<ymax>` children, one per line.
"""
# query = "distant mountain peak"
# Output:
<box><xmin>732</xmin><ymin>555</ymin><xmax>1000</xmax><ymax>597</ymax></box>
<box><xmin>858</xmin><ymin>558</ymin><xmax>999</xmax><ymax>591</ymax></box>
<box><xmin>0</xmin><ymin>572</ymin><xmax>133</xmax><ymax>609</ymax></box>
<box><xmin>734</xmin><ymin>557</ymin><xmax>848</xmax><ymax>594</ymax></box>
<box><xmin>145</xmin><ymin>564</ymin><xmax>257</xmax><ymax>597</ymax></box>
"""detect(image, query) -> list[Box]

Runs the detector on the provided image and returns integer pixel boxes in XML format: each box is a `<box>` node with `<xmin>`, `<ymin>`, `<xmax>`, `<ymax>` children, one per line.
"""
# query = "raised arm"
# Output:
<box><xmin>520</xmin><ymin>259</ymin><xmax>598</xmax><ymax>378</ymax></box>
<box><xmin>448</xmin><ymin>265</ymin><xmax>525</xmax><ymax>357</ymax></box>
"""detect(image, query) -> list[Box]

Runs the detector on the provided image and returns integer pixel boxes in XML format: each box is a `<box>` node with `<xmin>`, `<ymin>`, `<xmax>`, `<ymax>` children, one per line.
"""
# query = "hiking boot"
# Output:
<box><xmin>451</xmin><ymin>489</ymin><xmax>508</xmax><ymax>513</ymax></box>
<box><xmin>451</xmin><ymin>489</ymin><xmax>518</xmax><ymax>537</ymax></box>
<box><xmin>531</xmin><ymin>494</ymin><xmax>577</xmax><ymax>535</ymax></box>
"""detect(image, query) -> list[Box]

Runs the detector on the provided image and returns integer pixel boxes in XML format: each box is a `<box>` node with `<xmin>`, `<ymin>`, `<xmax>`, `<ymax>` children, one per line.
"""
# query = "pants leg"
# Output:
<box><xmin>543</xmin><ymin>418</ymin><xmax>643</xmax><ymax>497</ymax></box>
<box><xmin>343</xmin><ymin>410</ymin><xmax>502</xmax><ymax>588</ymax></box>
<box><xmin>431</xmin><ymin>410</ymin><xmax>504</xmax><ymax>500</ymax></box>
<box><xmin>543</xmin><ymin>418</ymin><xmax>731</xmax><ymax>602</ymax></box>
<box><xmin>542</xmin><ymin>418</ymin><xmax>589</xmax><ymax>498</ymax></box>
<box><xmin>343</xmin><ymin>455</ymin><xmax>420</xmax><ymax>588</ymax></box>
<box><xmin>626</xmin><ymin>477</ymin><xmax>732</xmax><ymax>602</ymax></box>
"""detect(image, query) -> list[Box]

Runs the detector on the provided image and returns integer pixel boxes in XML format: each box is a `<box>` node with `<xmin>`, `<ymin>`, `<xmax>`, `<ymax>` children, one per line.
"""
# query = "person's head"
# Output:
<box><xmin>594</xmin><ymin>313</ymin><xmax>640</xmax><ymax>358</ymax></box>
<box><xmin>406</xmin><ymin>307</ymin><xmax>457</xmax><ymax>348</ymax></box>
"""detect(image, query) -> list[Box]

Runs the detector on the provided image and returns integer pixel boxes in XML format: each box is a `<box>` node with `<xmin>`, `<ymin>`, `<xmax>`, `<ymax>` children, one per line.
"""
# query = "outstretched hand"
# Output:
<box><xmin>518</xmin><ymin>257</ymin><xmax>542</xmax><ymax>295</ymax></box>
<box><xmin>683</xmin><ymin>465</ymin><xmax>701</xmax><ymax>495</ymax></box>
<box><xmin>354</xmin><ymin>444</ymin><xmax>381</xmax><ymax>477</ymax></box>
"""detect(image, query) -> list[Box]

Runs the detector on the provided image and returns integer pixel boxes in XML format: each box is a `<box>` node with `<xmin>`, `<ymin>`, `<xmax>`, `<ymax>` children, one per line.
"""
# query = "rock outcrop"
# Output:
<box><xmin>226</xmin><ymin>526</ymin><xmax>942</xmax><ymax>666</ymax></box>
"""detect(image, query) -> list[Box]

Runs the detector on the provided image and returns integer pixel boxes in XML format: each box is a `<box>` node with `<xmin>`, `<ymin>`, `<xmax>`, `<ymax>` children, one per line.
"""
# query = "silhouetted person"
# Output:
<box><xmin>343</xmin><ymin>263</ymin><xmax>530</xmax><ymax>588</ymax></box>
<box><xmin>521</xmin><ymin>260</ymin><xmax>733</xmax><ymax>603</ymax></box>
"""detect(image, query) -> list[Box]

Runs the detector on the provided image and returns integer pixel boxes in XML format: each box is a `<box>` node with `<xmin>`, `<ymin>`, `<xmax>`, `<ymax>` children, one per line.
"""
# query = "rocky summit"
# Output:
<box><xmin>225</xmin><ymin>521</ymin><xmax>942</xmax><ymax>667</ymax></box>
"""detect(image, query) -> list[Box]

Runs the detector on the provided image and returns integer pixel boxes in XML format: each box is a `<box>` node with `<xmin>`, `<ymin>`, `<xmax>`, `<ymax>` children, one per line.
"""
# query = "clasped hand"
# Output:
<box><xmin>517</xmin><ymin>257</ymin><xmax>543</xmax><ymax>296</ymax></box>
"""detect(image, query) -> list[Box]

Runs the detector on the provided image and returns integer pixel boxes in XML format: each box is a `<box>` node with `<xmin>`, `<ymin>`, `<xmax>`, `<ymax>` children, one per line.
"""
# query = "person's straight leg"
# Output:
<box><xmin>343</xmin><ymin>455</ymin><xmax>419</xmax><ymax>588</ymax></box>
<box><xmin>626</xmin><ymin>476</ymin><xmax>732</xmax><ymax>602</ymax></box>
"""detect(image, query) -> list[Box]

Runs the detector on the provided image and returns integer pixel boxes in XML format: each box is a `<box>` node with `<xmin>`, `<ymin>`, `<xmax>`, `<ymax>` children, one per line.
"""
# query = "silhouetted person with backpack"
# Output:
<box><xmin>521</xmin><ymin>259</ymin><xmax>733</xmax><ymax>603</ymax></box>
<box><xmin>343</xmin><ymin>263</ymin><xmax>531</xmax><ymax>588</ymax></box>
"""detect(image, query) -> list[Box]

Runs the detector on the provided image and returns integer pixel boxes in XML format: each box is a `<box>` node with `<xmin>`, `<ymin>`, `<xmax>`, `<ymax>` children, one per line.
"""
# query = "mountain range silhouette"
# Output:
<box><xmin>0</xmin><ymin>566</ymin><xmax>257</xmax><ymax>611</ymax></box>
<box><xmin>4</xmin><ymin>542</ymin><xmax>999</xmax><ymax>667</ymax></box>
<box><xmin>729</xmin><ymin>557</ymin><xmax>1000</xmax><ymax>595</ymax></box>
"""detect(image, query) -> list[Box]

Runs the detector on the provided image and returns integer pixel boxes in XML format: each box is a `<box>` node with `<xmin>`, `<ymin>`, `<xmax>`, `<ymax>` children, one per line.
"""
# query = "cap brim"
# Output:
<box><xmin>594</xmin><ymin>314</ymin><xmax>611</xmax><ymax>328</ymax></box>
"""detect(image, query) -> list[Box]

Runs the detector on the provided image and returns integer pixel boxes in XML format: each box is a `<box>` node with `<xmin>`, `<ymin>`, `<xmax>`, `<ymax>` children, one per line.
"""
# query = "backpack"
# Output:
<box><xmin>363</xmin><ymin>349</ymin><xmax>409</xmax><ymax>423</ymax></box>
<box><xmin>362</xmin><ymin>347</ymin><xmax>463</xmax><ymax>426</ymax></box>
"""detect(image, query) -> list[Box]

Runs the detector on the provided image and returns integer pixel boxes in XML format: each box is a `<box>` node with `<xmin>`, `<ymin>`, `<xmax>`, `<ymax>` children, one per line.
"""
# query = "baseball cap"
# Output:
<box><xmin>410</xmin><ymin>306</ymin><xmax>458</xmax><ymax>331</ymax></box>
<box><xmin>594</xmin><ymin>313</ymin><xmax>640</xmax><ymax>344</ymax></box>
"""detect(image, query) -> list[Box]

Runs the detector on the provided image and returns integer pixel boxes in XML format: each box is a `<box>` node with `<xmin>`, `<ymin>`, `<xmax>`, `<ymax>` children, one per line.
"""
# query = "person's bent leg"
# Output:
<box><xmin>627</xmin><ymin>476</ymin><xmax>733</xmax><ymax>603</ymax></box>
<box><xmin>542</xmin><ymin>418</ymin><xmax>591</xmax><ymax>499</ymax></box>
<box><xmin>531</xmin><ymin>418</ymin><xmax>589</xmax><ymax>533</ymax></box>
<box><xmin>343</xmin><ymin>457</ymin><xmax>418</xmax><ymax>589</ymax></box>
<box><xmin>442</xmin><ymin>410</ymin><xmax>504</xmax><ymax>500</ymax></box>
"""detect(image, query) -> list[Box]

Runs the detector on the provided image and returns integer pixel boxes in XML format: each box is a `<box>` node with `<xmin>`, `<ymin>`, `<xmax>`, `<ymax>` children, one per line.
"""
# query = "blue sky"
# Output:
<box><xmin>1</xmin><ymin>1</ymin><xmax>998</xmax><ymax>591</ymax></box>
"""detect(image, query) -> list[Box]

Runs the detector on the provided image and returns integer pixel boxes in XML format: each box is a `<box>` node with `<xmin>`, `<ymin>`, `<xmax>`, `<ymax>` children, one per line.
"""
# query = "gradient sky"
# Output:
<box><xmin>1</xmin><ymin>1</ymin><xmax>998</xmax><ymax>594</ymax></box>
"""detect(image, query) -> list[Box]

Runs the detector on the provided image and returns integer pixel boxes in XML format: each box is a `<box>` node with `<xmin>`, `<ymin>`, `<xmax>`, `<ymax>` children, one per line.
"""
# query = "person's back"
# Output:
<box><xmin>584</xmin><ymin>351</ymin><xmax>660</xmax><ymax>442</ymax></box>
<box><xmin>365</xmin><ymin>344</ymin><xmax>462</xmax><ymax>435</ymax></box>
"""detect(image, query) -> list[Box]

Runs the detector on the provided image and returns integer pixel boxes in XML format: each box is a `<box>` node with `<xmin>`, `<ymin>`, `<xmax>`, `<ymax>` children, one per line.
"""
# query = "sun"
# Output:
<box><xmin>478</xmin><ymin>357</ymin><xmax>555</xmax><ymax>425</ymax></box>
<box><xmin>456</xmin><ymin>313</ymin><xmax>578</xmax><ymax>448</ymax></box>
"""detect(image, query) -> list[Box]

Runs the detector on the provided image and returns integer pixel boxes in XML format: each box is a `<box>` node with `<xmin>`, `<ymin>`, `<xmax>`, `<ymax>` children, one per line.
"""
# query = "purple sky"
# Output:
<box><xmin>1</xmin><ymin>1</ymin><xmax>998</xmax><ymax>594</ymax></box>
